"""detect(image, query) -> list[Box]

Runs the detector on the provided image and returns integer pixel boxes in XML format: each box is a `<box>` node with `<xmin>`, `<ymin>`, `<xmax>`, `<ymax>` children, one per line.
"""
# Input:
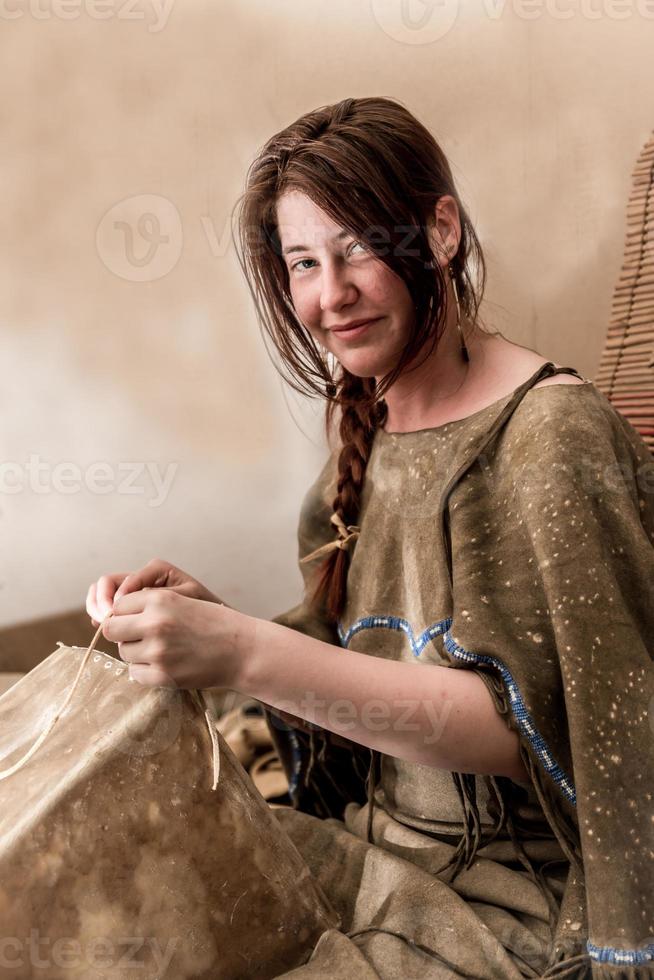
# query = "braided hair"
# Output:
<box><xmin>233</xmin><ymin>96</ymin><xmax>487</xmax><ymax>624</ymax></box>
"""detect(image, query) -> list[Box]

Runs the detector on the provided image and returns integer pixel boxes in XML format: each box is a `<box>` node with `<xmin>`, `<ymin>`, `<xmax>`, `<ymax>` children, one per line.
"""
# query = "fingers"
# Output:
<box><xmin>113</xmin><ymin>560</ymin><xmax>173</xmax><ymax>604</ymax></box>
<box><xmin>102</xmin><ymin>612</ymin><xmax>149</xmax><ymax>644</ymax></box>
<box><xmin>126</xmin><ymin>663</ymin><xmax>177</xmax><ymax>688</ymax></box>
<box><xmin>98</xmin><ymin>573</ymin><xmax>127</xmax><ymax>617</ymax></box>
<box><xmin>87</xmin><ymin>560</ymin><xmax>175</xmax><ymax>625</ymax></box>
<box><xmin>112</xmin><ymin>587</ymin><xmax>178</xmax><ymax>618</ymax></box>
<box><xmin>113</xmin><ymin>636</ymin><xmax>177</xmax><ymax>688</ymax></box>
<box><xmin>86</xmin><ymin>574</ymin><xmax>127</xmax><ymax>623</ymax></box>
<box><xmin>103</xmin><ymin>589</ymin><xmax>180</xmax><ymax>645</ymax></box>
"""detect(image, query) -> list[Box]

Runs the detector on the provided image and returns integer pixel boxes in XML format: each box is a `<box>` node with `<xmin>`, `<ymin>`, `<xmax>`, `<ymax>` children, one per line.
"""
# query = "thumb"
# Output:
<box><xmin>114</xmin><ymin>576</ymin><xmax>153</xmax><ymax>606</ymax></box>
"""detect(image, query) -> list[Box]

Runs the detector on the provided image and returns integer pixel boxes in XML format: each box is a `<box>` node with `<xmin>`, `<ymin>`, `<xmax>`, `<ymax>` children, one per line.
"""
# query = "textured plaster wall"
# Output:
<box><xmin>0</xmin><ymin>0</ymin><xmax>652</xmax><ymax>627</ymax></box>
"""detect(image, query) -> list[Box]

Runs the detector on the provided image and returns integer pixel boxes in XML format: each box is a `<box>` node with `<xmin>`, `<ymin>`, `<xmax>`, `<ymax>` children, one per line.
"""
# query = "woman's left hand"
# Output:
<box><xmin>101</xmin><ymin>588</ymin><xmax>251</xmax><ymax>690</ymax></box>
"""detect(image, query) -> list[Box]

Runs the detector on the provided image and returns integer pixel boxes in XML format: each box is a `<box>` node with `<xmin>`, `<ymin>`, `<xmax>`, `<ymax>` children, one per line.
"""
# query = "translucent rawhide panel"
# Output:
<box><xmin>0</xmin><ymin>645</ymin><xmax>337</xmax><ymax>979</ymax></box>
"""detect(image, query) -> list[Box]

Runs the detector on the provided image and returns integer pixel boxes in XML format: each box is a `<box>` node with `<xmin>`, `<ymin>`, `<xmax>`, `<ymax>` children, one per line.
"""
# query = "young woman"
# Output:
<box><xmin>87</xmin><ymin>97</ymin><xmax>653</xmax><ymax>978</ymax></box>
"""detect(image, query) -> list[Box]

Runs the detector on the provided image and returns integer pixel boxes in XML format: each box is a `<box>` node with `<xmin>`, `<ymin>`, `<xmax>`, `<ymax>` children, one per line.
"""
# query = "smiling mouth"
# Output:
<box><xmin>331</xmin><ymin>317</ymin><xmax>381</xmax><ymax>339</ymax></box>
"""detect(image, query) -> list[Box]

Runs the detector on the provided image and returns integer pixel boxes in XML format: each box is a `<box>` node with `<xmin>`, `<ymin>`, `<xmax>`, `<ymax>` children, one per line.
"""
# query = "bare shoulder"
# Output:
<box><xmin>446</xmin><ymin>334</ymin><xmax>591</xmax><ymax>426</ymax></box>
<box><xmin>480</xmin><ymin>336</ymin><xmax>588</xmax><ymax>390</ymax></box>
<box><xmin>531</xmin><ymin>363</ymin><xmax>588</xmax><ymax>390</ymax></box>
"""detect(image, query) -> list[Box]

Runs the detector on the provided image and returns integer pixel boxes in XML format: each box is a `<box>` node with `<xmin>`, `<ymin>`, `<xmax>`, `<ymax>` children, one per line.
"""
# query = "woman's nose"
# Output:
<box><xmin>319</xmin><ymin>264</ymin><xmax>357</xmax><ymax>313</ymax></box>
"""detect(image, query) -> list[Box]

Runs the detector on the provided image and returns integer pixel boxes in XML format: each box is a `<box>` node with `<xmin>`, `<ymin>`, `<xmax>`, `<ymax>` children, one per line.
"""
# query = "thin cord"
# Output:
<box><xmin>0</xmin><ymin>615</ymin><xmax>110</xmax><ymax>781</ymax></box>
<box><xmin>0</xmin><ymin>613</ymin><xmax>221</xmax><ymax>791</ymax></box>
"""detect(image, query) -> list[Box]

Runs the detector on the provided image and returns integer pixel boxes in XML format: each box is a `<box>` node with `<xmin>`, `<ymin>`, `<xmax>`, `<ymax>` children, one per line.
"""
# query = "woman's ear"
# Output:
<box><xmin>428</xmin><ymin>195</ymin><xmax>462</xmax><ymax>269</ymax></box>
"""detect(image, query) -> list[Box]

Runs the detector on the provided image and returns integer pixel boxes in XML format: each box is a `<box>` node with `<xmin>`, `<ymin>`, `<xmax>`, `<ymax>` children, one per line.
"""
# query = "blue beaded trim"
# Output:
<box><xmin>588</xmin><ymin>941</ymin><xmax>654</xmax><ymax>966</ymax></box>
<box><xmin>443</xmin><ymin>625</ymin><xmax>576</xmax><ymax>806</ymax></box>
<box><xmin>337</xmin><ymin>614</ymin><xmax>450</xmax><ymax>657</ymax></box>
<box><xmin>287</xmin><ymin>729</ymin><xmax>303</xmax><ymax>799</ymax></box>
<box><xmin>338</xmin><ymin>613</ymin><xmax>576</xmax><ymax>807</ymax></box>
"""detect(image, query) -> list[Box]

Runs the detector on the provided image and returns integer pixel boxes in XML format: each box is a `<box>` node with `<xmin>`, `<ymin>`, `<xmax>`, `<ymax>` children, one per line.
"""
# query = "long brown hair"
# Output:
<box><xmin>233</xmin><ymin>96</ymin><xmax>487</xmax><ymax>624</ymax></box>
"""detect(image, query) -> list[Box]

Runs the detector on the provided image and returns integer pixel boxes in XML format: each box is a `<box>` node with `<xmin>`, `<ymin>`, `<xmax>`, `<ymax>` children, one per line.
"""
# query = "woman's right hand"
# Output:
<box><xmin>86</xmin><ymin>558</ymin><xmax>228</xmax><ymax>626</ymax></box>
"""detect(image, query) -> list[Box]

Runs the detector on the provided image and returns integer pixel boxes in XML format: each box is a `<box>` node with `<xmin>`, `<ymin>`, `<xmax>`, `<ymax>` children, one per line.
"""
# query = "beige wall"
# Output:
<box><xmin>0</xmin><ymin>0</ymin><xmax>652</xmax><ymax>629</ymax></box>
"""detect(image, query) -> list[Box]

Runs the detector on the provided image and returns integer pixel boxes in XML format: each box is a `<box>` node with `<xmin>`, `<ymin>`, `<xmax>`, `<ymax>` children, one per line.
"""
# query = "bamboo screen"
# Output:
<box><xmin>595</xmin><ymin>132</ymin><xmax>654</xmax><ymax>454</ymax></box>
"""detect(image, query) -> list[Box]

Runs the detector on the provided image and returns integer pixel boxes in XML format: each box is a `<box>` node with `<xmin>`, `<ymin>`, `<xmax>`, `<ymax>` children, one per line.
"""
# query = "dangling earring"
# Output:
<box><xmin>448</xmin><ymin>261</ymin><xmax>469</xmax><ymax>363</ymax></box>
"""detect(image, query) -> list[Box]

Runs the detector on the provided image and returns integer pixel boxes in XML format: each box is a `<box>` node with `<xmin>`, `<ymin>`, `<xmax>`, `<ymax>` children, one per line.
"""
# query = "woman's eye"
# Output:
<box><xmin>291</xmin><ymin>258</ymin><xmax>316</xmax><ymax>273</ymax></box>
<box><xmin>290</xmin><ymin>242</ymin><xmax>366</xmax><ymax>273</ymax></box>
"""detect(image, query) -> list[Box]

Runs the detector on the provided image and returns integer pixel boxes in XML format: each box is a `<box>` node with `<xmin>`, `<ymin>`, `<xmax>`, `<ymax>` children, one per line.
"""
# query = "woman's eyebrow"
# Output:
<box><xmin>282</xmin><ymin>230</ymin><xmax>351</xmax><ymax>256</ymax></box>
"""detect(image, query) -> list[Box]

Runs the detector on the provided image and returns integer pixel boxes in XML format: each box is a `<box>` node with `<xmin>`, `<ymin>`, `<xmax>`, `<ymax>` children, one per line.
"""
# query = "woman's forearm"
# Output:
<box><xmin>237</xmin><ymin>615</ymin><xmax>528</xmax><ymax>782</ymax></box>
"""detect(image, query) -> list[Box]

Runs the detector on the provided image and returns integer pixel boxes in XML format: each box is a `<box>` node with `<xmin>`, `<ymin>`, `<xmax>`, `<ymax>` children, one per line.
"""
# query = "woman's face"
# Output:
<box><xmin>275</xmin><ymin>190</ymin><xmax>416</xmax><ymax>380</ymax></box>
